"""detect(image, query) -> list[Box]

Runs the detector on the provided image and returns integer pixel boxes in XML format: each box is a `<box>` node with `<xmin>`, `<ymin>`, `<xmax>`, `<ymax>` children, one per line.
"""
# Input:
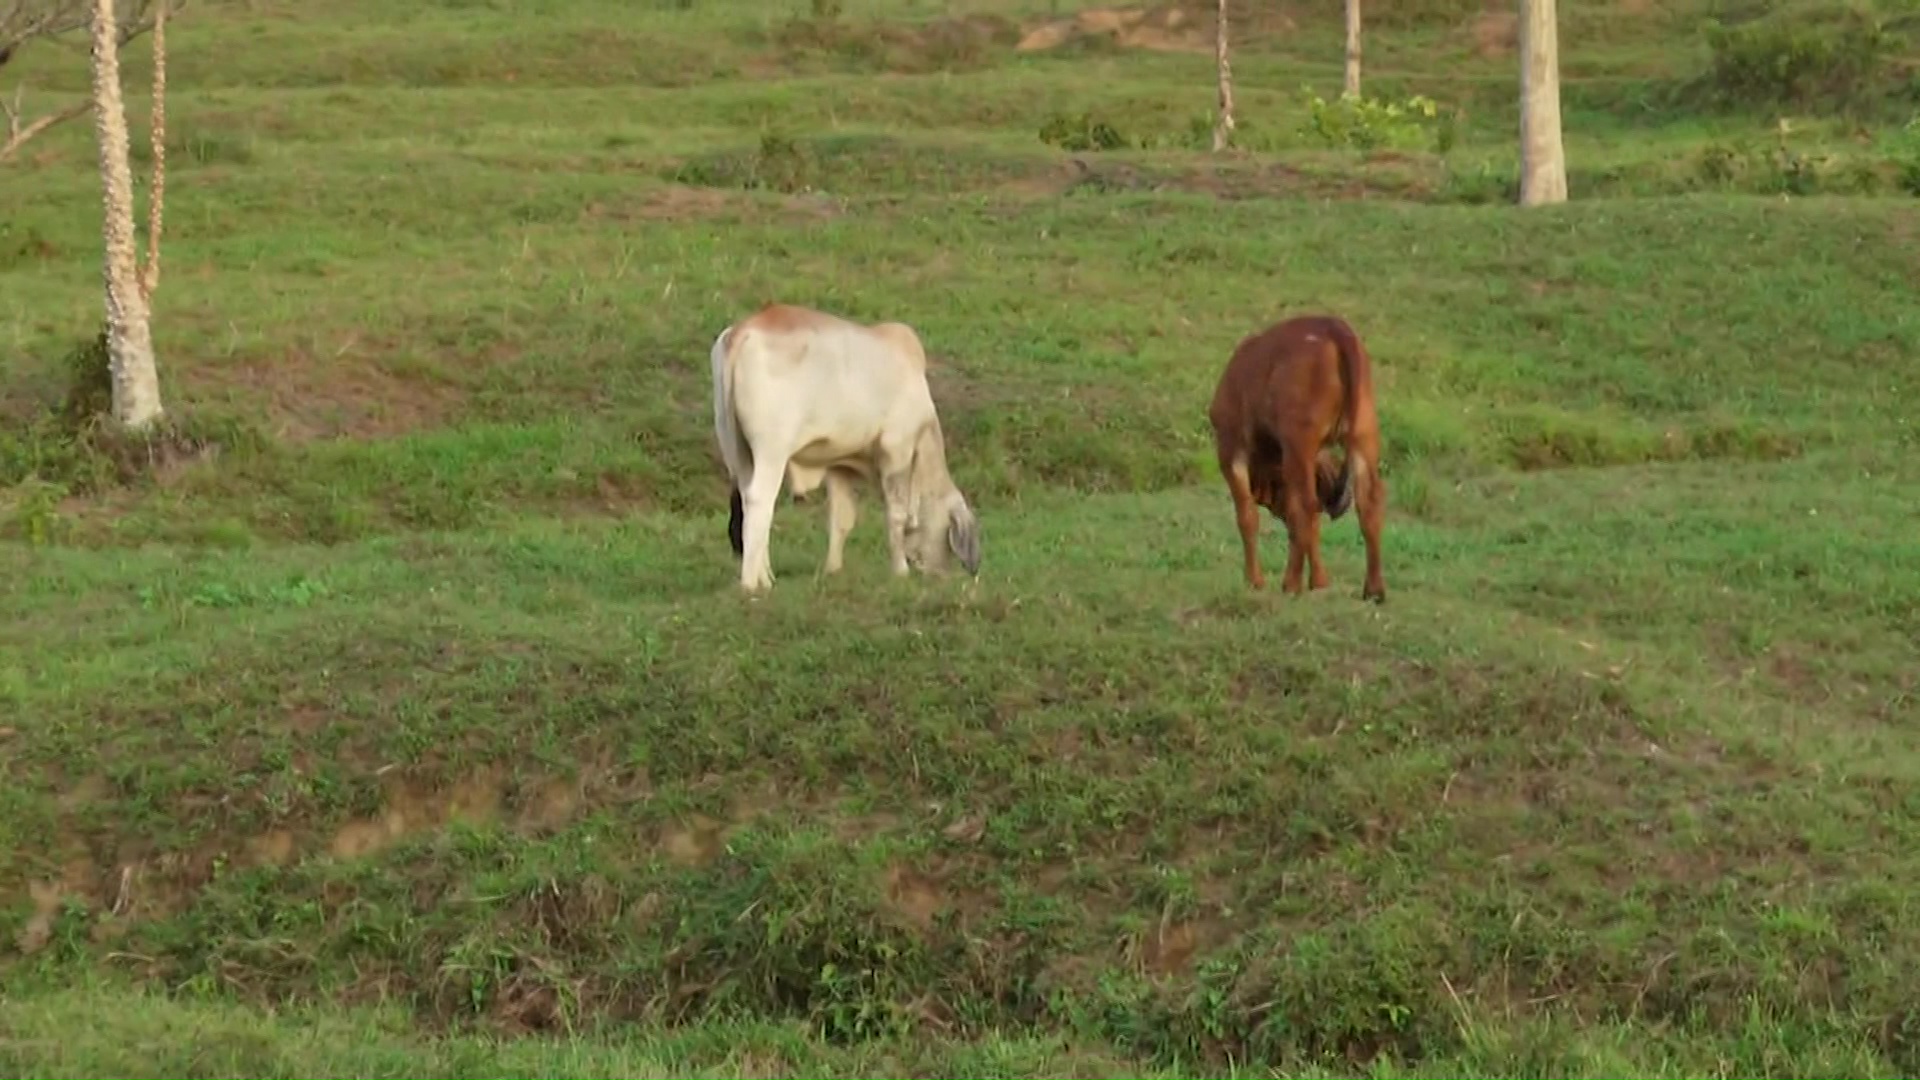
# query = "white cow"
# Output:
<box><xmin>709</xmin><ymin>303</ymin><xmax>982</xmax><ymax>594</ymax></box>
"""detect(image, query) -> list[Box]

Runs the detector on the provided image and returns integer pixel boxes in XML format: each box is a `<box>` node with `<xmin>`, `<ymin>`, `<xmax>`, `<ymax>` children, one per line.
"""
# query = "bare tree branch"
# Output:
<box><xmin>3</xmin><ymin>0</ymin><xmax>180</xmax><ymax>66</ymax></box>
<box><xmin>0</xmin><ymin>82</ymin><xmax>84</xmax><ymax>160</ymax></box>
<box><xmin>0</xmin><ymin>0</ymin><xmax>180</xmax><ymax>164</ymax></box>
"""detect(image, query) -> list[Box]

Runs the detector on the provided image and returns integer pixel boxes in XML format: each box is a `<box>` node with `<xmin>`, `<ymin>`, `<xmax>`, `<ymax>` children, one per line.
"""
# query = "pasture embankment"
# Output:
<box><xmin>3</xmin><ymin>0</ymin><xmax>1919</xmax><ymax>1075</ymax></box>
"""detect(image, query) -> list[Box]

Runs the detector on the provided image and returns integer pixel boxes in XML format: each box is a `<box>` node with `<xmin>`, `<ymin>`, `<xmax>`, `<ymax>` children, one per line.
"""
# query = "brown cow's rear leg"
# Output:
<box><xmin>1358</xmin><ymin>469</ymin><xmax>1386</xmax><ymax>603</ymax></box>
<box><xmin>1304</xmin><ymin>511</ymin><xmax>1329</xmax><ymax>592</ymax></box>
<box><xmin>1220</xmin><ymin>452</ymin><xmax>1265</xmax><ymax>590</ymax></box>
<box><xmin>1279</xmin><ymin>449</ymin><xmax>1323</xmax><ymax>594</ymax></box>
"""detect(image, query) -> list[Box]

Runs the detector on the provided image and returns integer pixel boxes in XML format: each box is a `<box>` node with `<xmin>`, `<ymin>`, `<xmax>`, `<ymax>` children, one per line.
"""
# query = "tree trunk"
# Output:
<box><xmin>1344</xmin><ymin>0</ymin><xmax>1362</xmax><ymax>98</ymax></box>
<box><xmin>87</xmin><ymin>0</ymin><xmax>163</xmax><ymax>428</ymax></box>
<box><xmin>1517</xmin><ymin>0</ymin><xmax>1567</xmax><ymax>206</ymax></box>
<box><xmin>141</xmin><ymin>0</ymin><xmax>165</xmax><ymax>299</ymax></box>
<box><xmin>1211</xmin><ymin>0</ymin><xmax>1234</xmax><ymax>152</ymax></box>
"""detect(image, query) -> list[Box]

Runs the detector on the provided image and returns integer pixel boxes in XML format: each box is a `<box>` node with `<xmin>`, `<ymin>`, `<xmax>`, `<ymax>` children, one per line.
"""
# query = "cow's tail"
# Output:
<box><xmin>710</xmin><ymin>325</ymin><xmax>752</xmax><ymax>556</ymax></box>
<box><xmin>1321</xmin><ymin>317</ymin><xmax>1375</xmax><ymax>522</ymax></box>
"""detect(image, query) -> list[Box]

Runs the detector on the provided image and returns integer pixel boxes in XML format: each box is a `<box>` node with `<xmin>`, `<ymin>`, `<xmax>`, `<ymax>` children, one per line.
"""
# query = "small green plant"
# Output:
<box><xmin>672</xmin><ymin>132</ymin><xmax>821</xmax><ymax>192</ymax></box>
<box><xmin>1301</xmin><ymin>89</ymin><xmax>1442</xmax><ymax>152</ymax></box>
<box><xmin>1038</xmin><ymin>111</ymin><xmax>1130</xmax><ymax>153</ymax></box>
<box><xmin>1</xmin><ymin>478</ymin><xmax>71</xmax><ymax>546</ymax></box>
<box><xmin>1691</xmin><ymin>122</ymin><xmax>1868</xmax><ymax>195</ymax></box>
<box><xmin>749</xmin><ymin>130</ymin><xmax>817</xmax><ymax>192</ymax></box>
<box><xmin>1889</xmin><ymin>114</ymin><xmax>1920</xmax><ymax>195</ymax></box>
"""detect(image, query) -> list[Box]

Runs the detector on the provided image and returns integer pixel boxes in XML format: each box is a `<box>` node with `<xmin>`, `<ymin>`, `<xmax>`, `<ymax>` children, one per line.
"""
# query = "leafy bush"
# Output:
<box><xmin>1301</xmin><ymin>90</ymin><xmax>1444</xmax><ymax>152</ymax></box>
<box><xmin>1700</xmin><ymin>7</ymin><xmax>1899</xmax><ymax>111</ymax></box>
<box><xmin>671</xmin><ymin>131</ymin><xmax>820</xmax><ymax>192</ymax></box>
<box><xmin>1688</xmin><ymin>121</ymin><xmax>1902</xmax><ymax>195</ymax></box>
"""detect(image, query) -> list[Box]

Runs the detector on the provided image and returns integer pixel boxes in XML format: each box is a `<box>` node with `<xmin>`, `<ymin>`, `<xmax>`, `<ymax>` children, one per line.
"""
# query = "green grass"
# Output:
<box><xmin>4</xmin><ymin>0</ymin><xmax>1920</xmax><ymax>1075</ymax></box>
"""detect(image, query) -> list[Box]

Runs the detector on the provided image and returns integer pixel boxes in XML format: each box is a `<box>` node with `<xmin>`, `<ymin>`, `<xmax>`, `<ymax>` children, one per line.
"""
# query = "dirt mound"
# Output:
<box><xmin>1016</xmin><ymin>3</ymin><xmax>1297</xmax><ymax>53</ymax></box>
<box><xmin>1017</xmin><ymin>5</ymin><xmax>1207</xmax><ymax>53</ymax></box>
<box><xmin>1468</xmin><ymin>9</ymin><xmax>1517</xmax><ymax>57</ymax></box>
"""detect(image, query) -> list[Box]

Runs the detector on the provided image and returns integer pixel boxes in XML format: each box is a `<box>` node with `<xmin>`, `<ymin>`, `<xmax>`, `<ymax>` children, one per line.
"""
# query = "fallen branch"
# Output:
<box><xmin>0</xmin><ymin>0</ymin><xmax>180</xmax><ymax>165</ymax></box>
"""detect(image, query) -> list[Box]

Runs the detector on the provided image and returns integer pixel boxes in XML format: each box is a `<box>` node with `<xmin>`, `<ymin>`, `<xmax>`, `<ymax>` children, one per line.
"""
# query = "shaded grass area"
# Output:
<box><xmin>0</xmin><ymin>980</ymin><xmax>1907</xmax><ymax>1078</ymax></box>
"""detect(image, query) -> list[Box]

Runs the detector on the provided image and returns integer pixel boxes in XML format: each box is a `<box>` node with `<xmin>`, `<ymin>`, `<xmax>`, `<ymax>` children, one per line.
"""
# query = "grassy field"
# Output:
<box><xmin>4</xmin><ymin>0</ymin><xmax>1920</xmax><ymax>1075</ymax></box>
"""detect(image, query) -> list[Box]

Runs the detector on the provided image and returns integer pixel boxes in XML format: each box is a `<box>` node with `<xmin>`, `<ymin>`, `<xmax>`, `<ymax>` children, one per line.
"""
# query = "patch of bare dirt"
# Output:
<box><xmin>518</xmin><ymin>777</ymin><xmax>583</xmax><ymax>835</ymax></box>
<box><xmin>883</xmin><ymin>864</ymin><xmax>947</xmax><ymax>930</ymax></box>
<box><xmin>1135</xmin><ymin>918</ymin><xmax>1230</xmax><ymax>977</ymax></box>
<box><xmin>661</xmin><ymin>814</ymin><xmax>728</xmax><ymax>866</ymax></box>
<box><xmin>1017</xmin><ymin>3</ymin><xmax>1294</xmax><ymax>54</ymax></box>
<box><xmin>327</xmin><ymin>767</ymin><xmax>508</xmax><ymax>861</ymax></box>
<box><xmin>246</xmin><ymin>829</ymin><xmax>298</xmax><ymax>867</ymax></box>
<box><xmin>778</xmin><ymin>12</ymin><xmax>1020</xmax><ymax>73</ymax></box>
<box><xmin>1469</xmin><ymin>9</ymin><xmax>1517</xmax><ymax>57</ymax></box>
<box><xmin>185</xmin><ymin>346</ymin><xmax>478</xmax><ymax>442</ymax></box>
<box><xmin>14</xmin><ymin>880</ymin><xmax>64</xmax><ymax>955</ymax></box>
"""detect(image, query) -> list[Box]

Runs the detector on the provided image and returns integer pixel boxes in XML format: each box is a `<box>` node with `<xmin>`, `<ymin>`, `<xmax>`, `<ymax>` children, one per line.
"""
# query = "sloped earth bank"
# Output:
<box><xmin>5</xmin><ymin>462</ymin><xmax>1920</xmax><ymax>1074</ymax></box>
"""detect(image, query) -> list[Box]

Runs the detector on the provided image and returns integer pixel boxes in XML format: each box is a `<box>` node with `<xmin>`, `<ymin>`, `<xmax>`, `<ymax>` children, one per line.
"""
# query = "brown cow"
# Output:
<box><xmin>1206</xmin><ymin>313</ymin><xmax>1385</xmax><ymax>601</ymax></box>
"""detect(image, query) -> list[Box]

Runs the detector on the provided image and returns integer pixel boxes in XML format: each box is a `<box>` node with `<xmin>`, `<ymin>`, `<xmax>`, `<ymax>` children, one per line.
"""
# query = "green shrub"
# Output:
<box><xmin>671</xmin><ymin>131</ymin><xmax>820</xmax><ymax>192</ymax></box>
<box><xmin>1301</xmin><ymin>90</ymin><xmax>1444</xmax><ymax>152</ymax></box>
<box><xmin>1038</xmin><ymin>111</ymin><xmax>1131</xmax><ymax>153</ymax></box>
<box><xmin>1700</xmin><ymin>7</ymin><xmax>1900</xmax><ymax>111</ymax></box>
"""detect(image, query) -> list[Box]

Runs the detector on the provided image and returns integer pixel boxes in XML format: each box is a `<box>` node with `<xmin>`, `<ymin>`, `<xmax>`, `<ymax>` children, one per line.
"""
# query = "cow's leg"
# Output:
<box><xmin>1279</xmin><ymin>442</ymin><xmax>1322</xmax><ymax>594</ymax></box>
<box><xmin>1357</xmin><ymin>456</ymin><xmax>1386</xmax><ymax>604</ymax></box>
<box><xmin>823</xmin><ymin>469</ymin><xmax>858</xmax><ymax>575</ymax></box>
<box><xmin>880</xmin><ymin>469</ymin><xmax>914</xmax><ymax>576</ymax></box>
<box><xmin>1218</xmin><ymin>447</ymin><xmax>1265</xmax><ymax>590</ymax></box>
<box><xmin>738</xmin><ymin>457</ymin><xmax>785</xmax><ymax>593</ymax></box>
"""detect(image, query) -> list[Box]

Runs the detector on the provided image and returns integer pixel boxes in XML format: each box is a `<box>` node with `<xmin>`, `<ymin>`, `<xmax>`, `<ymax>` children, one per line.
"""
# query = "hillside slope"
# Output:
<box><xmin>4</xmin><ymin>0</ymin><xmax>1919</xmax><ymax>1076</ymax></box>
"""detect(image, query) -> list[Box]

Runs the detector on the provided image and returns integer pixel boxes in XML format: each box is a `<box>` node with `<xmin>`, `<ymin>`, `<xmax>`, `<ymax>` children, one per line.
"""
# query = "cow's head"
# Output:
<box><xmin>906</xmin><ymin>489</ymin><xmax>981</xmax><ymax>577</ymax></box>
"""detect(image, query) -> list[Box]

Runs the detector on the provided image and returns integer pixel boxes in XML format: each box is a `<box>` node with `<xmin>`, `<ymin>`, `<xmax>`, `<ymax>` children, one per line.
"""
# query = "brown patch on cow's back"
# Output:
<box><xmin>738</xmin><ymin>302</ymin><xmax>846</xmax><ymax>336</ymax></box>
